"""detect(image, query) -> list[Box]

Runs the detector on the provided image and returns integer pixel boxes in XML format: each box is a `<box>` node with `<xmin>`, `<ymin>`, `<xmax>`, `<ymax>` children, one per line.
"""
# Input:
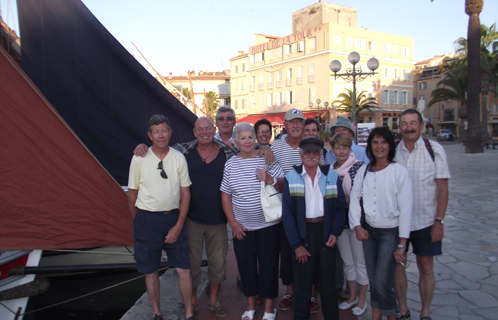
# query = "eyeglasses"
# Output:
<box><xmin>157</xmin><ymin>161</ymin><xmax>167</xmax><ymax>179</ymax></box>
<box><xmin>258</xmin><ymin>129</ymin><xmax>271</xmax><ymax>134</ymax></box>
<box><xmin>217</xmin><ymin>117</ymin><xmax>234</xmax><ymax>122</ymax></box>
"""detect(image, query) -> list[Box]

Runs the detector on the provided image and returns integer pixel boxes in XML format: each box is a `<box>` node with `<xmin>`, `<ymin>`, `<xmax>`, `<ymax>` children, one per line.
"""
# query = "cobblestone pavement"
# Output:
<box><xmin>358</xmin><ymin>141</ymin><xmax>498</xmax><ymax>320</ymax></box>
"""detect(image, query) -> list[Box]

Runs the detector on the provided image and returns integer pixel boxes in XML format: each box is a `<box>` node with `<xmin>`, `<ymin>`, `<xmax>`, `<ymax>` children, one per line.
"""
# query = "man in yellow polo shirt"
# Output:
<box><xmin>128</xmin><ymin>114</ymin><xmax>194</xmax><ymax>320</ymax></box>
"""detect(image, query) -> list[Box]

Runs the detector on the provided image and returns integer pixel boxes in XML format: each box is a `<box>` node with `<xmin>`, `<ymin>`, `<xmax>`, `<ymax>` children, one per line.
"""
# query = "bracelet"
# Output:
<box><xmin>397</xmin><ymin>244</ymin><xmax>406</xmax><ymax>249</ymax></box>
<box><xmin>271</xmin><ymin>176</ymin><xmax>277</xmax><ymax>186</ymax></box>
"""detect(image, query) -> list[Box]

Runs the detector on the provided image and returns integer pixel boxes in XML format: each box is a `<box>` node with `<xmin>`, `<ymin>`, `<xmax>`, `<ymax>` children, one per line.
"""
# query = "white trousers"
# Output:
<box><xmin>337</xmin><ymin>228</ymin><xmax>369</xmax><ymax>285</ymax></box>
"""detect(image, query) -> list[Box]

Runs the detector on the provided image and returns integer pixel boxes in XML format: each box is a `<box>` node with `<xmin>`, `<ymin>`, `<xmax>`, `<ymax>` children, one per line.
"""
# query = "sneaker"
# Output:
<box><xmin>278</xmin><ymin>293</ymin><xmax>294</xmax><ymax>310</ymax></box>
<box><xmin>208</xmin><ymin>299</ymin><xmax>228</xmax><ymax>317</ymax></box>
<box><xmin>396</xmin><ymin>310</ymin><xmax>411</xmax><ymax>320</ymax></box>
<box><xmin>310</xmin><ymin>297</ymin><xmax>320</xmax><ymax>313</ymax></box>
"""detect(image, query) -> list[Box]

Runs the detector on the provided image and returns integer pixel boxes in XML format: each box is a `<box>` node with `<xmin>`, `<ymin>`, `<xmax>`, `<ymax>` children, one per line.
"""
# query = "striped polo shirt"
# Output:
<box><xmin>220</xmin><ymin>155</ymin><xmax>284</xmax><ymax>231</ymax></box>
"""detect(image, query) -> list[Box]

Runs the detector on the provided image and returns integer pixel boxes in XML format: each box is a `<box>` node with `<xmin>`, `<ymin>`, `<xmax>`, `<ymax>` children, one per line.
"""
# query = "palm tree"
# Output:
<box><xmin>203</xmin><ymin>91</ymin><xmax>220</xmax><ymax>120</ymax></box>
<box><xmin>428</xmin><ymin>68</ymin><xmax>468</xmax><ymax>112</ymax></box>
<box><xmin>464</xmin><ymin>0</ymin><xmax>484</xmax><ymax>153</ymax></box>
<box><xmin>332</xmin><ymin>89</ymin><xmax>378</xmax><ymax>118</ymax></box>
<box><xmin>453</xmin><ymin>19</ymin><xmax>498</xmax><ymax>148</ymax></box>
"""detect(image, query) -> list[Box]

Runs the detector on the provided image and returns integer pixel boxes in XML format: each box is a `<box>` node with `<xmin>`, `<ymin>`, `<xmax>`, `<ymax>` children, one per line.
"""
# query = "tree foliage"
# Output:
<box><xmin>332</xmin><ymin>89</ymin><xmax>378</xmax><ymax>116</ymax></box>
<box><xmin>203</xmin><ymin>91</ymin><xmax>220</xmax><ymax>120</ymax></box>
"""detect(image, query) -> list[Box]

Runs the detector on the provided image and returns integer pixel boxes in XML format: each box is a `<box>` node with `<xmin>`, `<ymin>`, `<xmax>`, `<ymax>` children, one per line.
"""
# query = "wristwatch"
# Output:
<box><xmin>397</xmin><ymin>244</ymin><xmax>406</xmax><ymax>249</ymax></box>
<box><xmin>435</xmin><ymin>218</ymin><xmax>444</xmax><ymax>225</ymax></box>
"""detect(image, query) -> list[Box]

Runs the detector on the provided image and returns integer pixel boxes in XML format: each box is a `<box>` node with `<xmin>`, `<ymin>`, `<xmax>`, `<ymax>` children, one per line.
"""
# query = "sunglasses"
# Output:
<box><xmin>157</xmin><ymin>161</ymin><xmax>168</xmax><ymax>179</ymax></box>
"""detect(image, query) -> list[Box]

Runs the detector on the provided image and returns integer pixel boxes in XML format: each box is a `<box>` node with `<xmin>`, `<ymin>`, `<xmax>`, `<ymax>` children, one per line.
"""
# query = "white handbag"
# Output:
<box><xmin>260</xmin><ymin>163</ymin><xmax>282</xmax><ymax>223</ymax></box>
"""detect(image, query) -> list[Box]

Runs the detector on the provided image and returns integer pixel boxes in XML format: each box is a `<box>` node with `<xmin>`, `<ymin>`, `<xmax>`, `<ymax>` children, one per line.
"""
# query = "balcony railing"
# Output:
<box><xmin>276</xmin><ymin>81</ymin><xmax>282</xmax><ymax>88</ymax></box>
<box><xmin>250</xmin><ymin>85</ymin><xmax>255</xmax><ymax>92</ymax></box>
<box><xmin>286</xmin><ymin>79</ymin><xmax>292</xmax><ymax>86</ymax></box>
<box><xmin>267</xmin><ymin>83</ymin><xmax>274</xmax><ymax>89</ymax></box>
<box><xmin>258</xmin><ymin>84</ymin><xmax>264</xmax><ymax>91</ymax></box>
<box><xmin>308</xmin><ymin>75</ymin><xmax>315</xmax><ymax>83</ymax></box>
<box><xmin>296</xmin><ymin>77</ymin><xmax>303</xmax><ymax>85</ymax></box>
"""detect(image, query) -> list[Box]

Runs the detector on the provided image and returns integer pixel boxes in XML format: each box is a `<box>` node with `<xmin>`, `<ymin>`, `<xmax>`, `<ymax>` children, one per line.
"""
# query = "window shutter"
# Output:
<box><xmin>382</xmin><ymin>90</ymin><xmax>387</xmax><ymax>104</ymax></box>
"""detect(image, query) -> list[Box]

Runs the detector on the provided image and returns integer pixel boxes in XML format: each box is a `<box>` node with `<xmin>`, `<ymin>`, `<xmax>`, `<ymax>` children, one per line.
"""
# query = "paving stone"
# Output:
<box><xmin>460</xmin><ymin>290</ymin><xmax>498</xmax><ymax>308</ymax></box>
<box><xmin>460</xmin><ymin>314</ymin><xmax>487</xmax><ymax>320</ymax></box>
<box><xmin>480</xmin><ymin>275</ymin><xmax>498</xmax><ymax>287</ymax></box>
<box><xmin>432</xmin><ymin>305</ymin><xmax>460</xmax><ymax>317</ymax></box>
<box><xmin>481</xmin><ymin>284</ymin><xmax>498</xmax><ymax>300</ymax></box>
<box><xmin>437</xmin><ymin>279</ymin><xmax>463</xmax><ymax>290</ymax></box>
<box><xmin>472</xmin><ymin>307</ymin><xmax>498</xmax><ymax>320</ymax></box>
<box><xmin>447</xmin><ymin>261</ymin><xmax>490</xmax><ymax>281</ymax></box>
<box><xmin>432</xmin><ymin>293</ymin><xmax>472</xmax><ymax>307</ymax></box>
<box><xmin>445</xmin><ymin>249</ymin><xmax>488</xmax><ymax>263</ymax></box>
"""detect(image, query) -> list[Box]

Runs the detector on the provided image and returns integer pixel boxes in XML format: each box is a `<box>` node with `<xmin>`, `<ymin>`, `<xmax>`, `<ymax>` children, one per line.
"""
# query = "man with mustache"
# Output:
<box><xmin>282</xmin><ymin>137</ymin><xmax>348</xmax><ymax>320</ymax></box>
<box><xmin>393</xmin><ymin>109</ymin><xmax>450</xmax><ymax>320</ymax></box>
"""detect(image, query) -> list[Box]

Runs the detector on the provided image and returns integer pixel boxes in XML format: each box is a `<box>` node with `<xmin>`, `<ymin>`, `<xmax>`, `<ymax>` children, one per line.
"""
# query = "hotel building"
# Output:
<box><xmin>230</xmin><ymin>1</ymin><xmax>415</xmax><ymax>129</ymax></box>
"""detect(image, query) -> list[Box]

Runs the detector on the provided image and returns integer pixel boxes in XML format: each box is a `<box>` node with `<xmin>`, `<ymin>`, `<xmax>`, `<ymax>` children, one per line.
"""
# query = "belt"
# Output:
<box><xmin>164</xmin><ymin>209</ymin><xmax>179</xmax><ymax>216</ymax></box>
<box><xmin>306</xmin><ymin>216</ymin><xmax>324</xmax><ymax>223</ymax></box>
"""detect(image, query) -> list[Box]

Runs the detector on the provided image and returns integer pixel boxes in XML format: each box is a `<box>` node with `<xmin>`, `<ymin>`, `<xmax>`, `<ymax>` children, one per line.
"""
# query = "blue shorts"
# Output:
<box><xmin>407</xmin><ymin>225</ymin><xmax>442</xmax><ymax>257</ymax></box>
<box><xmin>134</xmin><ymin>209</ymin><xmax>190</xmax><ymax>274</ymax></box>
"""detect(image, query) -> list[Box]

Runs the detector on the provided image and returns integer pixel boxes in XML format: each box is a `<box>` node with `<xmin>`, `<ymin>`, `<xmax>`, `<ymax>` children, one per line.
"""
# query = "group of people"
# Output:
<box><xmin>127</xmin><ymin>106</ymin><xmax>450</xmax><ymax>320</ymax></box>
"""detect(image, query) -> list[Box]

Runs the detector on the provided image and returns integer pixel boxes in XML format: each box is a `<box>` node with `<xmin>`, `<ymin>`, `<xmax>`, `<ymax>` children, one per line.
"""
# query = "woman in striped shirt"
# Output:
<box><xmin>220</xmin><ymin>122</ymin><xmax>284</xmax><ymax>320</ymax></box>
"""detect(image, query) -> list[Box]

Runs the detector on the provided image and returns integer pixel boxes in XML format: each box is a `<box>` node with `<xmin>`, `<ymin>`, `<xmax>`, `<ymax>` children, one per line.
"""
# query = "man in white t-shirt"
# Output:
<box><xmin>394</xmin><ymin>109</ymin><xmax>450</xmax><ymax>320</ymax></box>
<box><xmin>127</xmin><ymin>115</ymin><xmax>194</xmax><ymax>320</ymax></box>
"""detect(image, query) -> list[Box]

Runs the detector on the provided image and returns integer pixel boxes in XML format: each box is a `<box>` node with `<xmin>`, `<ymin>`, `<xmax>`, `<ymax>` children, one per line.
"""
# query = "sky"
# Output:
<box><xmin>1</xmin><ymin>0</ymin><xmax>497</xmax><ymax>76</ymax></box>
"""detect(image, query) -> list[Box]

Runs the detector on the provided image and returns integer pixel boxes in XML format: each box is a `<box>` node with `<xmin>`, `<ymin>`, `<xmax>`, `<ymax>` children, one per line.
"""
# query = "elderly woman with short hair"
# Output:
<box><xmin>220</xmin><ymin>122</ymin><xmax>284</xmax><ymax>320</ymax></box>
<box><xmin>330</xmin><ymin>133</ymin><xmax>369</xmax><ymax>316</ymax></box>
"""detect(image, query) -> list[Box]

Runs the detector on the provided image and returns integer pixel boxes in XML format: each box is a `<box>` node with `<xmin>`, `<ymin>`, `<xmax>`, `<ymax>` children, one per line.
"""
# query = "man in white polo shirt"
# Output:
<box><xmin>394</xmin><ymin>109</ymin><xmax>450</xmax><ymax>320</ymax></box>
<box><xmin>128</xmin><ymin>114</ymin><xmax>194</xmax><ymax>320</ymax></box>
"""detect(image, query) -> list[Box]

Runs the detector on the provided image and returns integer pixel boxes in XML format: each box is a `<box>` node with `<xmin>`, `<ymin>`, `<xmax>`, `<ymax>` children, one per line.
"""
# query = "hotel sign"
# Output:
<box><xmin>249</xmin><ymin>27</ymin><xmax>321</xmax><ymax>54</ymax></box>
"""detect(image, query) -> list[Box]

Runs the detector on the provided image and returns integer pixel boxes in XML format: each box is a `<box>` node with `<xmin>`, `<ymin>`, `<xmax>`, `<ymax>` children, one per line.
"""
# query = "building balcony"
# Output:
<box><xmin>296</xmin><ymin>77</ymin><xmax>303</xmax><ymax>85</ymax></box>
<box><xmin>258</xmin><ymin>84</ymin><xmax>264</xmax><ymax>91</ymax></box>
<box><xmin>308</xmin><ymin>75</ymin><xmax>315</xmax><ymax>83</ymax></box>
<box><xmin>267</xmin><ymin>83</ymin><xmax>274</xmax><ymax>89</ymax></box>
<box><xmin>286</xmin><ymin>79</ymin><xmax>292</xmax><ymax>86</ymax></box>
<box><xmin>250</xmin><ymin>85</ymin><xmax>255</xmax><ymax>92</ymax></box>
<box><xmin>276</xmin><ymin>81</ymin><xmax>282</xmax><ymax>88</ymax></box>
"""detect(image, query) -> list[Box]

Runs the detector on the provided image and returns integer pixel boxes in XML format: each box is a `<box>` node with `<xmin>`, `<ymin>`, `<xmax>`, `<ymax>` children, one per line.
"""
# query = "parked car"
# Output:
<box><xmin>437</xmin><ymin>129</ymin><xmax>454</xmax><ymax>141</ymax></box>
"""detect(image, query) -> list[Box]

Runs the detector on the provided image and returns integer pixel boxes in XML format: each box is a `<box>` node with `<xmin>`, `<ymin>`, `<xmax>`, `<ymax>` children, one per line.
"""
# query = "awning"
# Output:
<box><xmin>237</xmin><ymin>111</ymin><xmax>327</xmax><ymax>126</ymax></box>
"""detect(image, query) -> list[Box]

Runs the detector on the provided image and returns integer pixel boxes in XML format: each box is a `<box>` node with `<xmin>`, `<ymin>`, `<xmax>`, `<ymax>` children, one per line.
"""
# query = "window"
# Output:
<box><xmin>287</xmin><ymin>68</ymin><xmax>293</xmax><ymax>86</ymax></box>
<box><xmin>241</xmin><ymin>80</ymin><xmax>245</xmax><ymax>90</ymax></box>
<box><xmin>402</xmin><ymin>46</ymin><xmax>411</xmax><ymax>57</ymax></box>
<box><xmin>420</xmin><ymin>82</ymin><xmax>427</xmax><ymax>90</ymax></box>
<box><xmin>356</xmin><ymin>38</ymin><xmax>365</xmax><ymax>50</ymax></box>
<box><xmin>234</xmin><ymin>100</ymin><xmax>238</xmax><ymax>110</ymax></box>
<box><xmin>393</xmin><ymin>45</ymin><xmax>399</xmax><ymax>55</ymax></box>
<box><xmin>392</xmin><ymin>90</ymin><xmax>399</xmax><ymax>104</ymax></box>
<box><xmin>367</xmin><ymin>40</ymin><xmax>376</xmax><ymax>51</ymax></box>
<box><xmin>309</xmin><ymin>64</ymin><xmax>315</xmax><ymax>83</ymax></box>
<box><xmin>286</xmin><ymin>44</ymin><xmax>294</xmax><ymax>55</ymax></box>
<box><xmin>334</xmin><ymin>34</ymin><xmax>341</xmax><ymax>47</ymax></box>
<box><xmin>250</xmin><ymin>55</ymin><xmax>255</xmax><ymax>64</ymax></box>
<box><xmin>277</xmin><ymin>47</ymin><xmax>282</xmax><ymax>58</ymax></box>
<box><xmin>260</xmin><ymin>52</ymin><xmax>265</xmax><ymax>61</ymax></box>
<box><xmin>383</xmin><ymin>67</ymin><xmax>389</xmax><ymax>78</ymax></box>
<box><xmin>277</xmin><ymin>70</ymin><xmax>282</xmax><ymax>88</ymax></box>
<box><xmin>267</xmin><ymin>93</ymin><xmax>273</xmax><ymax>107</ymax></box>
<box><xmin>403</xmin><ymin>69</ymin><xmax>411</xmax><ymax>81</ymax></box>
<box><xmin>382</xmin><ymin>43</ymin><xmax>391</xmax><ymax>54</ymax></box>
<box><xmin>297</xmin><ymin>66</ymin><xmax>303</xmax><ymax>84</ymax></box>
<box><xmin>309</xmin><ymin>37</ymin><xmax>316</xmax><ymax>51</ymax></box>
<box><xmin>242</xmin><ymin>99</ymin><xmax>245</xmax><ymax>110</ymax></box>
<box><xmin>297</xmin><ymin>40</ymin><xmax>304</xmax><ymax>52</ymax></box>
<box><xmin>260</xmin><ymin>95</ymin><xmax>264</xmax><ymax>108</ymax></box>
<box><xmin>392</xmin><ymin>117</ymin><xmax>399</xmax><ymax>129</ymax></box>
<box><xmin>269</xmin><ymin>49</ymin><xmax>273</xmax><ymax>60</ymax></box>
<box><xmin>491</xmin><ymin>103</ymin><xmax>498</xmax><ymax>114</ymax></box>
<box><xmin>382</xmin><ymin>89</ymin><xmax>389</xmax><ymax>104</ymax></box>
<box><xmin>242</xmin><ymin>63</ymin><xmax>246</xmax><ymax>72</ymax></box>
<box><xmin>235</xmin><ymin>65</ymin><xmax>238</xmax><ymax>73</ymax></box>
<box><xmin>276</xmin><ymin>92</ymin><xmax>282</xmax><ymax>106</ymax></box>
<box><xmin>259</xmin><ymin>75</ymin><xmax>264</xmax><ymax>90</ymax></box>
<box><xmin>309</xmin><ymin>87</ymin><xmax>315</xmax><ymax>103</ymax></box>
<box><xmin>288</xmin><ymin>91</ymin><xmax>294</xmax><ymax>104</ymax></box>
<box><xmin>234</xmin><ymin>81</ymin><xmax>238</xmax><ymax>91</ymax></box>
<box><xmin>251</xmin><ymin>96</ymin><xmax>256</xmax><ymax>109</ymax></box>
<box><xmin>394</xmin><ymin>68</ymin><xmax>399</xmax><ymax>80</ymax></box>
<box><xmin>346</xmin><ymin>36</ymin><xmax>353</xmax><ymax>49</ymax></box>
<box><xmin>401</xmin><ymin>91</ymin><xmax>410</xmax><ymax>105</ymax></box>
<box><xmin>383</xmin><ymin>117</ymin><xmax>390</xmax><ymax>127</ymax></box>
<box><xmin>298</xmin><ymin>89</ymin><xmax>304</xmax><ymax>104</ymax></box>
<box><xmin>250</xmin><ymin>76</ymin><xmax>255</xmax><ymax>91</ymax></box>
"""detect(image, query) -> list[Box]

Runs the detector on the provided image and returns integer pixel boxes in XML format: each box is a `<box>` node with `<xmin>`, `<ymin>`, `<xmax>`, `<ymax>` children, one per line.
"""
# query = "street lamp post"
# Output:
<box><xmin>309</xmin><ymin>99</ymin><xmax>329</xmax><ymax>132</ymax></box>
<box><xmin>330</xmin><ymin>52</ymin><xmax>379</xmax><ymax>143</ymax></box>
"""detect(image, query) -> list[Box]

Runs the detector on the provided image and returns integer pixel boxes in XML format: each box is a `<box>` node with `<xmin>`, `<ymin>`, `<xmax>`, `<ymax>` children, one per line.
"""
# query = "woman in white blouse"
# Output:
<box><xmin>220</xmin><ymin>122</ymin><xmax>284</xmax><ymax>320</ymax></box>
<box><xmin>349</xmin><ymin>127</ymin><xmax>412</xmax><ymax>320</ymax></box>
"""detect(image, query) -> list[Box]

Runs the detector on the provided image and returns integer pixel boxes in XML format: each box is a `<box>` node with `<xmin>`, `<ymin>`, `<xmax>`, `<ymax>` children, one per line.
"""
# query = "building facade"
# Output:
<box><xmin>230</xmin><ymin>1</ymin><xmax>415</xmax><ymax>128</ymax></box>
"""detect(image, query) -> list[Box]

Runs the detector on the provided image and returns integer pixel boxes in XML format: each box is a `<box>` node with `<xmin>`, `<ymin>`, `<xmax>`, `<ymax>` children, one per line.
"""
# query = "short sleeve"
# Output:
<box><xmin>177</xmin><ymin>154</ymin><xmax>191</xmax><ymax>187</ymax></box>
<box><xmin>431</xmin><ymin>142</ymin><xmax>451</xmax><ymax>179</ymax></box>
<box><xmin>220</xmin><ymin>157</ymin><xmax>233</xmax><ymax>194</ymax></box>
<box><xmin>128</xmin><ymin>156</ymin><xmax>141</xmax><ymax>190</ymax></box>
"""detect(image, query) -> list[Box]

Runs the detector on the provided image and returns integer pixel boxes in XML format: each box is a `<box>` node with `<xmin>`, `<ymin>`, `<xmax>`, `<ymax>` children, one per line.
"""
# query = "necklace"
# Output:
<box><xmin>200</xmin><ymin>144</ymin><xmax>215</xmax><ymax>163</ymax></box>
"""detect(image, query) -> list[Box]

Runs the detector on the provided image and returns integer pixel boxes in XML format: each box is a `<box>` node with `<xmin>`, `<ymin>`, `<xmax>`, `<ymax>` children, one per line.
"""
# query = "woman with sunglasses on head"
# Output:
<box><xmin>349</xmin><ymin>127</ymin><xmax>412</xmax><ymax>320</ymax></box>
<box><xmin>329</xmin><ymin>133</ymin><xmax>369</xmax><ymax>316</ymax></box>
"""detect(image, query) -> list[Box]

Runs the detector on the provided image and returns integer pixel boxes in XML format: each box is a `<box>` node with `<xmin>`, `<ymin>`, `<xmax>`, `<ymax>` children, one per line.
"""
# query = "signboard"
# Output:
<box><xmin>357</xmin><ymin>123</ymin><xmax>376</xmax><ymax>147</ymax></box>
